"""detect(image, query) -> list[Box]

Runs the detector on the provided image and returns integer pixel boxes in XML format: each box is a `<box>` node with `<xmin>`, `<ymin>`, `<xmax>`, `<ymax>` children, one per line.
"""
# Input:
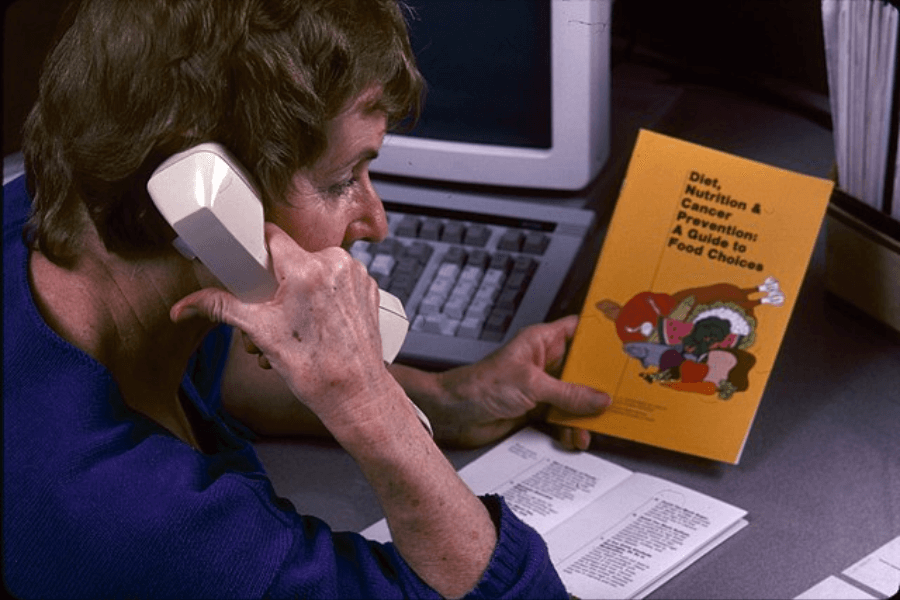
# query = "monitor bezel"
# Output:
<box><xmin>370</xmin><ymin>0</ymin><xmax>612</xmax><ymax>192</ymax></box>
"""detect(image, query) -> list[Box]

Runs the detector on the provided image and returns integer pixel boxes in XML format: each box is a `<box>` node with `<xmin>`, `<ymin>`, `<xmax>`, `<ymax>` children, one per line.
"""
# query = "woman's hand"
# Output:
<box><xmin>171</xmin><ymin>223</ymin><xmax>394</xmax><ymax>429</ymax></box>
<box><xmin>393</xmin><ymin>315</ymin><xmax>611</xmax><ymax>450</ymax></box>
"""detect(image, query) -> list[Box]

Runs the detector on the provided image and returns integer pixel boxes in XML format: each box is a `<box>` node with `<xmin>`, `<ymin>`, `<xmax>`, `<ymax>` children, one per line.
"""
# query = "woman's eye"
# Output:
<box><xmin>325</xmin><ymin>178</ymin><xmax>357</xmax><ymax>198</ymax></box>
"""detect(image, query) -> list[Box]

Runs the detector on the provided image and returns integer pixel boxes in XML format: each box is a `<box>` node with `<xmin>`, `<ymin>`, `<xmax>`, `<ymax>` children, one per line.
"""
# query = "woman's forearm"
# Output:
<box><xmin>322</xmin><ymin>374</ymin><xmax>496</xmax><ymax>598</ymax></box>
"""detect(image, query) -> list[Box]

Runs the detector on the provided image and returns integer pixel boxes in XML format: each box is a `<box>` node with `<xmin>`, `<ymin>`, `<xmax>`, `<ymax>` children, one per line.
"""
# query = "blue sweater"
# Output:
<box><xmin>2</xmin><ymin>176</ymin><xmax>567</xmax><ymax>599</ymax></box>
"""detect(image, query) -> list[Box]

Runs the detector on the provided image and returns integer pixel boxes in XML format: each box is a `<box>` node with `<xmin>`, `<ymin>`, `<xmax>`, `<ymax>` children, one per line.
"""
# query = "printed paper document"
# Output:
<box><xmin>361</xmin><ymin>428</ymin><xmax>748</xmax><ymax>599</ymax></box>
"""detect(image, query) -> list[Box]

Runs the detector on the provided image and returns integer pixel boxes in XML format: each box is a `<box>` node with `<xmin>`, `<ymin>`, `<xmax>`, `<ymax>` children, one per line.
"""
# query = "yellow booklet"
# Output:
<box><xmin>551</xmin><ymin>130</ymin><xmax>834</xmax><ymax>463</ymax></box>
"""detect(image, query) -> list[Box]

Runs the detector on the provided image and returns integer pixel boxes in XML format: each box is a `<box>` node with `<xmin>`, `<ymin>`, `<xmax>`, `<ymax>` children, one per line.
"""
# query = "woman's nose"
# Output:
<box><xmin>345</xmin><ymin>179</ymin><xmax>388</xmax><ymax>245</ymax></box>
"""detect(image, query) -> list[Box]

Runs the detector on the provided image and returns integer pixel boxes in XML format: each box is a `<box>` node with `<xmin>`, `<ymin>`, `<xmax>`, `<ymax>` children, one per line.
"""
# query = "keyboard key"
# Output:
<box><xmin>422</xmin><ymin>313</ymin><xmax>444</xmax><ymax>334</ymax></box>
<box><xmin>440</xmin><ymin>316</ymin><xmax>461</xmax><ymax>336</ymax></box>
<box><xmin>473</xmin><ymin>285</ymin><xmax>499</xmax><ymax>304</ymax></box>
<box><xmin>393</xmin><ymin>256</ymin><xmax>421</xmax><ymax>278</ymax></box>
<box><xmin>449</xmin><ymin>283</ymin><xmax>476</xmax><ymax>309</ymax></box>
<box><xmin>443</xmin><ymin>246</ymin><xmax>467</xmax><ymax>265</ymax></box>
<box><xmin>435</xmin><ymin>262</ymin><xmax>460</xmax><ymax>282</ymax></box>
<box><xmin>369</xmin><ymin>254</ymin><xmax>396</xmax><ymax>277</ymax></box>
<box><xmin>490</xmin><ymin>252</ymin><xmax>513</xmax><ymax>272</ymax></box>
<box><xmin>372</xmin><ymin>272</ymin><xmax>392</xmax><ymax>289</ymax></box>
<box><xmin>459</xmin><ymin>265</ymin><xmax>483</xmax><ymax>286</ymax></box>
<box><xmin>495</xmin><ymin>286</ymin><xmax>525</xmax><ymax>312</ymax></box>
<box><xmin>424</xmin><ymin>313</ymin><xmax>460</xmax><ymax>336</ymax></box>
<box><xmin>522</xmin><ymin>231</ymin><xmax>550</xmax><ymax>255</ymax></box>
<box><xmin>441</xmin><ymin>221</ymin><xmax>465</xmax><ymax>244</ymax></box>
<box><xmin>419</xmin><ymin>292</ymin><xmax>444</xmax><ymax>315</ymax></box>
<box><xmin>467</xmin><ymin>249</ymin><xmax>490</xmax><ymax>270</ymax></box>
<box><xmin>370</xmin><ymin>238</ymin><xmax>403</xmax><ymax>257</ymax></box>
<box><xmin>411</xmin><ymin>314</ymin><xmax>427</xmax><ymax>332</ymax></box>
<box><xmin>465</xmin><ymin>297</ymin><xmax>492</xmax><ymax>321</ymax></box>
<box><xmin>464</xmin><ymin>224</ymin><xmax>491</xmax><ymax>247</ymax></box>
<box><xmin>420</xmin><ymin>219</ymin><xmax>442</xmax><ymax>240</ymax></box>
<box><xmin>497</xmin><ymin>229</ymin><xmax>523</xmax><ymax>252</ymax></box>
<box><xmin>504</xmin><ymin>271</ymin><xmax>527</xmax><ymax>290</ymax></box>
<box><xmin>388</xmin><ymin>274</ymin><xmax>417</xmax><ymax>302</ymax></box>
<box><xmin>481</xmin><ymin>268</ymin><xmax>506</xmax><ymax>289</ymax></box>
<box><xmin>511</xmin><ymin>255</ymin><xmax>538</xmax><ymax>276</ymax></box>
<box><xmin>395</xmin><ymin>215</ymin><xmax>420</xmax><ymax>237</ymax></box>
<box><xmin>457</xmin><ymin>316</ymin><xmax>484</xmax><ymax>339</ymax></box>
<box><xmin>442</xmin><ymin>296</ymin><xmax>468</xmax><ymax>320</ymax></box>
<box><xmin>482</xmin><ymin>309</ymin><xmax>514</xmax><ymax>341</ymax></box>
<box><xmin>428</xmin><ymin>276</ymin><xmax>454</xmax><ymax>301</ymax></box>
<box><xmin>405</xmin><ymin>241</ymin><xmax>433</xmax><ymax>264</ymax></box>
<box><xmin>475</xmin><ymin>273</ymin><xmax>503</xmax><ymax>300</ymax></box>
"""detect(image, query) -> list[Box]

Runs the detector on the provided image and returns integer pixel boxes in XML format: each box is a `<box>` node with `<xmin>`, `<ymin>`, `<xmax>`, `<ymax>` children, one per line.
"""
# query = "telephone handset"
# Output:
<box><xmin>146</xmin><ymin>142</ymin><xmax>409</xmax><ymax>365</ymax></box>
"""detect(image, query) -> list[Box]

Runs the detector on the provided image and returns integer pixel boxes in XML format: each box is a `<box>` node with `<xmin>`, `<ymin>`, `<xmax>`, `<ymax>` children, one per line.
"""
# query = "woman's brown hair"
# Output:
<box><xmin>23</xmin><ymin>0</ymin><xmax>423</xmax><ymax>265</ymax></box>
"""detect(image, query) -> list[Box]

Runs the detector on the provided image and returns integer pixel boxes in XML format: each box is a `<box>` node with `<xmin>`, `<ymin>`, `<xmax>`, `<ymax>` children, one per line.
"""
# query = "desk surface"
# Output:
<box><xmin>255</xmin><ymin>62</ymin><xmax>900</xmax><ymax>600</ymax></box>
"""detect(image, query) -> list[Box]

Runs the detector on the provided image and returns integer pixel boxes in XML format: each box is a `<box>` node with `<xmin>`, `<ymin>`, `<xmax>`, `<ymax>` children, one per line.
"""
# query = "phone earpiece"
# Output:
<box><xmin>147</xmin><ymin>143</ymin><xmax>277</xmax><ymax>303</ymax></box>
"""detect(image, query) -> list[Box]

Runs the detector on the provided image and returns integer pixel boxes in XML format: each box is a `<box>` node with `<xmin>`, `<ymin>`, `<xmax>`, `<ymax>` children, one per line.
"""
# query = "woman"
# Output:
<box><xmin>3</xmin><ymin>0</ymin><xmax>609</xmax><ymax>597</ymax></box>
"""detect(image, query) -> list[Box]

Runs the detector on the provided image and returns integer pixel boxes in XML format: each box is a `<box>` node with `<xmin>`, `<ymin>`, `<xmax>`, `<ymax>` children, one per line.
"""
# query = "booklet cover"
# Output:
<box><xmin>551</xmin><ymin>130</ymin><xmax>834</xmax><ymax>463</ymax></box>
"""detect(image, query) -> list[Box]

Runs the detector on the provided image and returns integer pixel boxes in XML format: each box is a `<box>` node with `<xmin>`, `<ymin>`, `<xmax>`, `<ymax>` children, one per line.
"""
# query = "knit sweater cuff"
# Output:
<box><xmin>467</xmin><ymin>494</ymin><xmax>568</xmax><ymax>599</ymax></box>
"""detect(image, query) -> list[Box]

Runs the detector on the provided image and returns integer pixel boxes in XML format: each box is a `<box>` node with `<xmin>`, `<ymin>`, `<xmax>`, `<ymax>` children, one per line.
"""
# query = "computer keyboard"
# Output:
<box><xmin>351</xmin><ymin>180</ymin><xmax>595</xmax><ymax>367</ymax></box>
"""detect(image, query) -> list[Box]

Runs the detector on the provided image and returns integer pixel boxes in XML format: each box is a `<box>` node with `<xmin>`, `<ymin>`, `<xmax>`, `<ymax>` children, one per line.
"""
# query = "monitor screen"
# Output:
<box><xmin>371</xmin><ymin>0</ymin><xmax>612</xmax><ymax>192</ymax></box>
<box><xmin>405</xmin><ymin>1</ymin><xmax>552</xmax><ymax>150</ymax></box>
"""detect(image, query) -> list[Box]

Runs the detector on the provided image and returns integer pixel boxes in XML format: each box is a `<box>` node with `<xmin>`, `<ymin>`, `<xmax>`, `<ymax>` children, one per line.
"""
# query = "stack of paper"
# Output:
<box><xmin>822</xmin><ymin>0</ymin><xmax>900</xmax><ymax>219</ymax></box>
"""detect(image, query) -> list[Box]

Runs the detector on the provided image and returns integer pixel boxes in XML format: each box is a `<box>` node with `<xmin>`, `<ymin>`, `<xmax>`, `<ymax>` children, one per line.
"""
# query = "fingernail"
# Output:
<box><xmin>576</xmin><ymin>429</ymin><xmax>592</xmax><ymax>451</ymax></box>
<box><xmin>593</xmin><ymin>392</ymin><xmax>612</xmax><ymax>410</ymax></box>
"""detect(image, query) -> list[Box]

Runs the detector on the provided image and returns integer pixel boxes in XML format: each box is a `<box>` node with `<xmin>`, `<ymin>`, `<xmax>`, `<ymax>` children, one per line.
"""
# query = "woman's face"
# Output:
<box><xmin>267</xmin><ymin>88</ymin><xmax>390</xmax><ymax>253</ymax></box>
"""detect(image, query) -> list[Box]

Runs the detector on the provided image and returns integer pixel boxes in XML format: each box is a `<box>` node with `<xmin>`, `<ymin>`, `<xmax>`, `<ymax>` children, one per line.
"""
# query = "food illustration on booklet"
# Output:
<box><xmin>596</xmin><ymin>277</ymin><xmax>786</xmax><ymax>399</ymax></box>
